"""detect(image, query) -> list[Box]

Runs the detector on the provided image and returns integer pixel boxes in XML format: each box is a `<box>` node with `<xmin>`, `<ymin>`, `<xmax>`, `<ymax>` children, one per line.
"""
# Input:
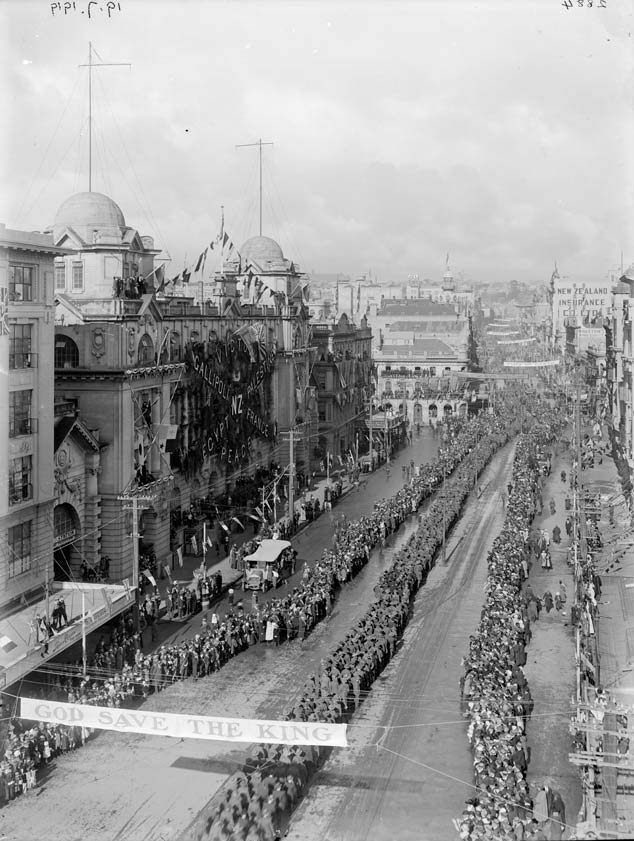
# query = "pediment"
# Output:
<box><xmin>54</xmin><ymin>227</ymin><xmax>87</xmax><ymax>249</ymax></box>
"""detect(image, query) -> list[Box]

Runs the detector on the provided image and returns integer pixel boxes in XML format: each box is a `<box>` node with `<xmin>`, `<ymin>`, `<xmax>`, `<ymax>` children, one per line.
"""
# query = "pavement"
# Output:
<box><xmin>523</xmin><ymin>436</ymin><xmax>582</xmax><ymax>838</ymax></box>
<box><xmin>0</xmin><ymin>430</ymin><xmax>441</xmax><ymax>841</ymax></box>
<box><xmin>57</xmin><ymin>438</ymin><xmax>429</xmax><ymax>664</ymax></box>
<box><xmin>286</xmin><ymin>442</ymin><xmax>519</xmax><ymax>841</ymax></box>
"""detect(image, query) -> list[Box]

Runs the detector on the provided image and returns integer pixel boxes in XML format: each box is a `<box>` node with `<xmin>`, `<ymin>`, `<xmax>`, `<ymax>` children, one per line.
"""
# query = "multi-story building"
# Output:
<box><xmin>1</xmin><ymin>225</ymin><xmax>59</xmax><ymax>610</ymax></box>
<box><xmin>0</xmin><ymin>224</ymin><xmax>132</xmax><ymax>690</ymax></box>
<box><xmin>51</xmin><ymin>194</ymin><xmax>315</xmax><ymax>585</ymax></box>
<box><xmin>370</xmin><ymin>297</ymin><xmax>472</xmax><ymax>426</ymax></box>
<box><xmin>605</xmin><ymin>270</ymin><xmax>633</xmax><ymax>484</ymax></box>
<box><xmin>551</xmin><ymin>273</ymin><xmax>612</xmax><ymax>347</ymax></box>
<box><xmin>311</xmin><ymin>314</ymin><xmax>373</xmax><ymax>466</ymax></box>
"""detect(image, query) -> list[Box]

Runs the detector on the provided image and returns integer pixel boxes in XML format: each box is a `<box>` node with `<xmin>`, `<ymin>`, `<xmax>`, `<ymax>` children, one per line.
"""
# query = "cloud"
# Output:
<box><xmin>1</xmin><ymin>0</ymin><xmax>632</xmax><ymax>286</ymax></box>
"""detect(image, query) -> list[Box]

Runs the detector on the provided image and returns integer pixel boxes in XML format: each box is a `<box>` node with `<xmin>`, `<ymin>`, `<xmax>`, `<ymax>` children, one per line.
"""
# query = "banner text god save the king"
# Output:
<box><xmin>20</xmin><ymin>698</ymin><xmax>348</xmax><ymax>748</ymax></box>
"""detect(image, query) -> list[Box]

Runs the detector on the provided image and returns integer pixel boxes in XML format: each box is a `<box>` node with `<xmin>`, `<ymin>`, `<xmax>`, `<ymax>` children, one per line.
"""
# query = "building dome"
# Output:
<box><xmin>240</xmin><ymin>235</ymin><xmax>284</xmax><ymax>267</ymax></box>
<box><xmin>53</xmin><ymin>192</ymin><xmax>126</xmax><ymax>242</ymax></box>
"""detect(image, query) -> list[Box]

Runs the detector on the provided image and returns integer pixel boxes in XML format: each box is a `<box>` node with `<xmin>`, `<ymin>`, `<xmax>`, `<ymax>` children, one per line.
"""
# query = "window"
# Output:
<box><xmin>72</xmin><ymin>262</ymin><xmax>84</xmax><ymax>292</ymax></box>
<box><xmin>8</xmin><ymin>521</ymin><xmax>32</xmax><ymax>577</ymax></box>
<box><xmin>9</xmin><ymin>455</ymin><xmax>33</xmax><ymax>504</ymax></box>
<box><xmin>9</xmin><ymin>390</ymin><xmax>32</xmax><ymax>437</ymax></box>
<box><xmin>138</xmin><ymin>334</ymin><xmax>155</xmax><ymax>365</ymax></box>
<box><xmin>54</xmin><ymin>261</ymin><xmax>66</xmax><ymax>291</ymax></box>
<box><xmin>9</xmin><ymin>264</ymin><xmax>34</xmax><ymax>302</ymax></box>
<box><xmin>9</xmin><ymin>323</ymin><xmax>33</xmax><ymax>368</ymax></box>
<box><xmin>54</xmin><ymin>335</ymin><xmax>80</xmax><ymax>368</ymax></box>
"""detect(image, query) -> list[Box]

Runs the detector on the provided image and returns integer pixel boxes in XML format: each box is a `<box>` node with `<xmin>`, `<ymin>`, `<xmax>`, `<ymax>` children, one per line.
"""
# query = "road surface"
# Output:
<box><xmin>285</xmin><ymin>441</ymin><xmax>517</xmax><ymax>841</ymax></box>
<box><xmin>1</xmin><ymin>434</ymin><xmax>448</xmax><ymax>841</ymax></box>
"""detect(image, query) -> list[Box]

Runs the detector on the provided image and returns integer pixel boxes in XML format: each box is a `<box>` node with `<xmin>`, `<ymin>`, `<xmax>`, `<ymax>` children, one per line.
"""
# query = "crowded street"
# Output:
<box><xmin>1</xmin><ymin>430</ymin><xmax>449</xmax><ymax>841</ymax></box>
<box><xmin>3</xmin><ymin>4</ymin><xmax>632</xmax><ymax>839</ymax></box>
<box><xmin>285</xmin><ymin>441</ymin><xmax>517</xmax><ymax>841</ymax></box>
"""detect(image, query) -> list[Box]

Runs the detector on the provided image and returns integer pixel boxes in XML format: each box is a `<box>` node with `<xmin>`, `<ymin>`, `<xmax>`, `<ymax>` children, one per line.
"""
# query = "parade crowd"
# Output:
<box><xmin>456</xmin><ymin>409</ymin><xmax>569</xmax><ymax>841</ymax></box>
<box><xmin>4</xmin><ymin>403</ymin><xmax>529</xmax><ymax>839</ymax></box>
<box><xmin>189</xmin><ymin>412</ymin><xmax>516</xmax><ymax>841</ymax></box>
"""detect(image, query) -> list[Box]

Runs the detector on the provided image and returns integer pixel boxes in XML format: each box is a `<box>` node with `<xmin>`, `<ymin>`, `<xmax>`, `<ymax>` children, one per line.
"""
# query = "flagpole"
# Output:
<box><xmin>220</xmin><ymin>205</ymin><xmax>224</xmax><ymax>275</ymax></box>
<box><xmin>81</xmin><ymin>590</ymin><xmax>87</xmax><ymax>677</ymax></box>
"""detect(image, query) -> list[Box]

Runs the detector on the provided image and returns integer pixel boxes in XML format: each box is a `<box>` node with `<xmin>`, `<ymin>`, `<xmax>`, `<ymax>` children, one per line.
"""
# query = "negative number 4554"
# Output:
<box><xmin>563</xmin><ymin>0</ymin><xmax>607</xmax><ymax>7</ymax></box>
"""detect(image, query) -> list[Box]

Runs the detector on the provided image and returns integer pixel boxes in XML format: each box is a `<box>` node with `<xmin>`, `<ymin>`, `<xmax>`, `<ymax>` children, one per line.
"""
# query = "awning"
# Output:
<box><xmin>0</xmin><ymin>582</ymin><xmax>135</xmax><ymax>690</ymax></box>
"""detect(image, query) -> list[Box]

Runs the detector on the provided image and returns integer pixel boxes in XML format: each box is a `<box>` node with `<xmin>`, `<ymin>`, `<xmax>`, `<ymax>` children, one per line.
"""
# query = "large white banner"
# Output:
<box><xmin>503</xmin><ymin>360</ymin><xmax>560</xmax><ymax>368</ymax></box>
<box><xmin>20</xmin><ymin>698</ymin><xmax>348</xmax><ymax>747</ymax></box>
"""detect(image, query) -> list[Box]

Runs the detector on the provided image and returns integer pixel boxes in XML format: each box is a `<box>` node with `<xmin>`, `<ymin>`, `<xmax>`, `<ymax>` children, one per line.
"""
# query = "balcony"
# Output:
<box><xmin>9</xmin><ymin>417</ymin><xmax>38</xmax><ymax>437</ymax></box>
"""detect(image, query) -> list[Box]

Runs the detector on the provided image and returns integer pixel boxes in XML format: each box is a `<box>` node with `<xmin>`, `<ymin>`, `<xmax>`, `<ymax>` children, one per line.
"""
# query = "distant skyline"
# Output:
<box><xmin>2</xmin><ymin>0</ymin><xmax>633</xmax><ymax>287</ymax></box>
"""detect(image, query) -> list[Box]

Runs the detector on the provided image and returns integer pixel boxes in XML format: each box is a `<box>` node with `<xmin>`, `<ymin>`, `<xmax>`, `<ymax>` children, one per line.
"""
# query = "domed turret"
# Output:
<box><xmin>53</xmin><ymin>192</ymin><xmax>126</xmax><ymax>243</ymax></box>
<box><xmin>240</xmin><ymin>235</ymin><xmax>285</xmax><ymax>268</ymax></box>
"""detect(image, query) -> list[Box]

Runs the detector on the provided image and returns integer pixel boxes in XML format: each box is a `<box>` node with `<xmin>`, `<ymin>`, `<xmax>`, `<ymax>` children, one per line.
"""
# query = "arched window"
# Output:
<box><xmin>55</xmin><ymin>335</ymin><xmax>80</xmax><ymax>368</ymax></box>
<box><xmin>138</xmin><ymin>334</ymin><xmax>155</xmax><ymax>365</ymax></box>
<box><xmin>429</xmin><ymin>404</ymin><xmax>438</xmax><ymax>418</ymax></box>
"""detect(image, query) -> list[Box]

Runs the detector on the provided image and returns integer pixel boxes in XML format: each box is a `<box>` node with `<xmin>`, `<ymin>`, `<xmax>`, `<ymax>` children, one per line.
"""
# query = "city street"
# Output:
<box><xmin>0</xmin><ymin>432</ymin><xmax>445</xmax><ymax>841</ymax></box>
<box><xmin>285</xmin><ymin>442</ymin><xmax>516</xmax><ymax>841</ymax></box>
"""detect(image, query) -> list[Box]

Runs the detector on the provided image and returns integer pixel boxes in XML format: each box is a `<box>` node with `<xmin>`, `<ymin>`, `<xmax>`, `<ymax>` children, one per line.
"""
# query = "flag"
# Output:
<box><xmin>223</xmin><ymin>232</ymin><xmax>229</xmax><ymax>247</ymax></box>
<box><xmin>191</xmin><ymin>535</ymin><xmax>198</xmax><ymax>555</ymax></box>
<box><xmin>176</xmin><ymin>546</ymin><xmax>184</xmax><ymax>568</ymax></box>
<box><xmin>164</xmin><ymin>564</ymin><xmax>172</xmax><ymax>581</ymax></box>
<box><xmin>195</xmin><ymin>249</ymin><xmax>207</xmax><ymax>272</ymax></box>
<box><xmin>20</xmin><ymin>593</ymin><xmax>27</xmax><ymax>608</ymax></box>
<box><xmin>142</xmin><ymin>570</ymin><xmax>157</xmax><ymax>587</ymax></box>
<box><xmin>182</xmin><ymin>269</ymin><xmax>191</xmax><ymax>284</ymax></box>
<box><xmin>232</xmin><ymin>517</ymin><xmax>244</xmax><ymax>530</ymax></box>
<box><xmin>157</xmin><ymin>423</ymin><xmax>178</xmax><ymax>454</ymax></box>
<box><xmin>255</xmin><ymin>506</ymin><xmax>264</xmax><ymax>519</ymax></box>
<box><xmin>207</xmin><ymin>535</ymin><xmax>214</xmax><ymax>549</ymax></box>
<box><xmin>155</xmin><ymin>265</ymin><xmax>165</xmax><ymax>291</ymax></box>
<box><xmin>220</xmin><ymin>522</ymin><xmax>230</xmax><ymax>533</ymax></box>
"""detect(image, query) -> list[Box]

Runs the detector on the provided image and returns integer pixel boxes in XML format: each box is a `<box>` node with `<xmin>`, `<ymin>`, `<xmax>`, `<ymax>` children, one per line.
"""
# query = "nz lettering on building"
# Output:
<box><xmin>184</xmin><ymin>338</ymin><xmax>276</xmax><ymax>464</ymax></box>
<box><xmin>553</xmin><ymin>280</ymin><xmax>610</xmax><ymax>332</ymax></box>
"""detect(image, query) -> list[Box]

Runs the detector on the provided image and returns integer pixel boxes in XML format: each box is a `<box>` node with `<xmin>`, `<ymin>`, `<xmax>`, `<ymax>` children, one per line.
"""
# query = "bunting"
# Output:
<box><xmin>195</xmin><ymin>249</ymin><xmax>208</xmax><ymax>273</ymax></box>
<box><xmin>176</xmin><ymin>546</ymin><xmax>184</xmax><ymax>568</ymax></box>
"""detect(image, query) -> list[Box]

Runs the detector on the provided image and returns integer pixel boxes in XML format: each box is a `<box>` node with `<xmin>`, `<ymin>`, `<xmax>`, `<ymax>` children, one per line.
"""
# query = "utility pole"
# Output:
<box><xmin>79</xmin><ymin>43</ymin><xmax>130</xmax><ymax>192</ymax></box>
<box><xmin>236</xmin><ymin>138</ymin><xmax>274</xmax><ymax>236</ymax></box>
<box><xmin>368</xmin><ymin>402</ymin><xmax>373</xmax><ymax>470</ymax></box>
<box><xmin>442</xmin><ymin>450</ymin><xmax>447</xmax><ymax>564</ymax></box>
<box><xmin>289</xmin><ymin>426</ymin><xmax>294</xmax><ymax>518</ymax></box>
<box><xmin>385</xmin><ymin>409</ymin><xmax>389</xmax><ymax>462</ymax></box>
<box><xmin>117</xmin><ymin>494</ymin><xmax>153</xmax><ymax>630</ymax></box>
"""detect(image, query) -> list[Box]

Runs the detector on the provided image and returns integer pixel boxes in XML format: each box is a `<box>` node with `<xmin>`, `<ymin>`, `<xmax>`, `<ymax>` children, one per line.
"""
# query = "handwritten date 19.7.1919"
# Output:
<box><xmin>50</xmin><ymin>2</ymin><xmax>122</xmax><ymax>17</ymax></box>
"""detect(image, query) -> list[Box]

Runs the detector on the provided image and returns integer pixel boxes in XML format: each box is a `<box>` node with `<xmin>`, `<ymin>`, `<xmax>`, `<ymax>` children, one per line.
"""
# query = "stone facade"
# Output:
<box><xmin>0</xmin><ymin>225</ymin><xmax>62</xmax><ymax>611</ymax></box>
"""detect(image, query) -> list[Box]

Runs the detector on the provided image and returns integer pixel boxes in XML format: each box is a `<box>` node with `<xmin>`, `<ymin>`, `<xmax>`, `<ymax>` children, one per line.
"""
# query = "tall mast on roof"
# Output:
<box><xmin>79</xmin><ymin>42</ymin><xmax>130</xmax><ymax>192</ymax></box>
<box><xmin>236</xmin><ymin>138</ymin><xmax>274</xmax><ymax>236</ymax></box>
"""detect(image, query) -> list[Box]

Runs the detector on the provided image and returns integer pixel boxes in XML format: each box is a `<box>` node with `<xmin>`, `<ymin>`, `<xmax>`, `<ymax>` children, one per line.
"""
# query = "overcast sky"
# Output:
<box><xmin>2</xmin><ymin>0</ymin><xmax>633</xmax><ymax>287</ymax></box>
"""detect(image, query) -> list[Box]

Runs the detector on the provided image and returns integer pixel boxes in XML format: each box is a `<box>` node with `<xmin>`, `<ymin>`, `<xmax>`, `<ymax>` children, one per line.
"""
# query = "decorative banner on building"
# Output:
<box><xmin>184</xmin><ymin>332</ymin><xmax>276</xmax><ymax>466</ymax></box>
<box><xmin>20</xmin><ymin>698</ymin><xmax>348</xmax><ymax>747</ymax></box>
<box><xmin>503</xmin><ymin>360</ymin><xmax>560</xmax><ymax>367</ymax></box>
<box><xmin>486</xmin><ymin>330</ymin><xmax>520</xmax><ymax>336</ymax></box>
<box><xmin>496</xmin><ymin>338</ymin><xmax>536</xmax><ymax>345</ymax></box>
